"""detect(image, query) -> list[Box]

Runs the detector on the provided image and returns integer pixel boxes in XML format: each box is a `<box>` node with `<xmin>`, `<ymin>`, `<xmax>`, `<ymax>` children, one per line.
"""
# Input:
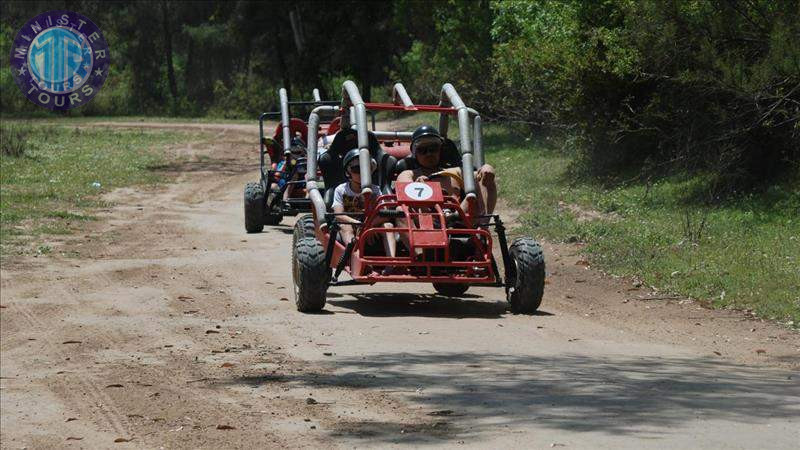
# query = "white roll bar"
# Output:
<box><xmin>473</xmin><ymin>114</ymin><xmax>484</xmax><ymax>167</ymax></box>
<box><xmin>372</xmin><ymin>131</ymin><xmax>413</xmax><ymax>141</ymax></box>
<box><xmin>341</xmin><ymin>80</ymin><xmax>373</xmax><ymax>197</ymax></box>
<box><xmin>305</xmin><ymin>81</ymin><xmax>485</xmax><ymax>225</ymax></box>
<box><xmin>392</xmin><ymin>83</ymin><xmax>414</xmax><ymax>108</ymax></box>
<box><xmin>347</xmin><ymin>106</ymin><xmax>356</xmax><ymax>129</ymax></box>
<box><xmin>279</xmin><ymin>88</ymin><xmax>291</xmax><ymax>153</ymax></box>
<box><xmin>438</xmin><ymin>83</ymin><xmax>477</xmax><ymax>202</ymax></box>
<box><xmin>306</xmin><ymin>105</ymin><xmax>340</xmax><ymax>224</ymax></box>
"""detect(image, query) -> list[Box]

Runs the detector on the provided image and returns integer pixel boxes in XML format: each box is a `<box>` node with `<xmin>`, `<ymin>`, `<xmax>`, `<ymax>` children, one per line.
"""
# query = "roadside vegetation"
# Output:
<box><xmin>391</xmin><ymin>1</ymin><xmax>799</xmax><ymax>325</ymax></box>
<box><xmin>0</xmin><ymin>121</ymin><xmax>187</xmax><ymax>258</ymax></box>
<box><xmin>485</xmin><ymin>126</ymin><xmax>799</xmax><ymax>326</ymax></box>
<box><xmin>0</xmin><ymin>115</ymin><xmax>255</xmax><ymax>125</ymax></box>
<box><xmin>380</xmin><ymin>112</ymin><xmax>799</xmax><ymax>325</ymax></box>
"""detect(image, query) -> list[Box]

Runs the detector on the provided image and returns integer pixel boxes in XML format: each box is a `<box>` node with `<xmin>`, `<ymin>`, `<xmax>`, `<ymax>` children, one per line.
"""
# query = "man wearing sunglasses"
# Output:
<box><xmin>397</xmin><ymin>125</ymin><xmax>497</xmax><ymax>219</ymax></box>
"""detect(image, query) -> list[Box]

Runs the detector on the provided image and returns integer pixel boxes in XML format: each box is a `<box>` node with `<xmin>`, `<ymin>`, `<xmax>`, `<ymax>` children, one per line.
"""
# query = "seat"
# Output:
<box><xmin>375</xmin><ymin>143</ymin><xmax>410</xmax><ymax>194</ymax></box>
<box><xmin>269</xmin><ymin>118</ymin><xmax>308</xmax><ymax>166</ymax></box>
<box><xmin>325</xmin><ymin>117</ymin><xmax>341</xmax><ymax>135</ymax></box>
<box><xmin>379</xmin><ymin>154</ymin><xmax>398</xmax><ymax>195</ymax></box>
<box><xmin>317</xmin><ymin>128</ymin><xmax>383</xmax><ymax>209</ymax></box>
<box><xmin>272</xmin><ymin>118</ymin><xmax>308</xmax><ymax>147</ymax></box>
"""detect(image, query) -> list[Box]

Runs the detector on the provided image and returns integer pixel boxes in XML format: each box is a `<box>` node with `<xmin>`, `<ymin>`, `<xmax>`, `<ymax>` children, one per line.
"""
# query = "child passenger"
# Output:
<box><xmin>332</xmin><ymin>149</ymin><xmax>396</xmax><ymax>257</ymax></box>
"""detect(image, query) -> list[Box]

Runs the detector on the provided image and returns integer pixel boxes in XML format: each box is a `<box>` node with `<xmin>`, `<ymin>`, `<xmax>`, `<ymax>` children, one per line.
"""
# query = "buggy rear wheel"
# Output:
<box><xmin>244</xmin><ymin>182</ymin><xmax>265</xmax><ymax>233</ymax></box>
<box><xmin>264</xmin><ymin>185</ymin><xmax>284</xmax><ymax>226</ymax></box>
<box><xmin>507</xmin><ymin>237</ymin><xmax>545</xmax><ymax>314</ymax></box>
<box><xmin>264</xmin><ymin>211</ymin><xmax>283</xmax><ymax>225</ymax></box>
<box><xmin>293</xmin><ymin>236</ymin><xmax>330</xmax><ymax>312</ymax></box>
<box><xmin>432</xmin><ymin>283</ymin><xmax>469</xmax><ymax>297</ymax></box>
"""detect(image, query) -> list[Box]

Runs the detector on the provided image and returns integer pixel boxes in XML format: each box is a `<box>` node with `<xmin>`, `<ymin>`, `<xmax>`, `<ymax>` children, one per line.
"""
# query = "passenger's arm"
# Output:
<box><xmin>333</xmin><ymin>204</ymin><xmax>360</xmax><ymax>224</ymax></box>
<box><xmin>333</xmin><ymin>204</ymin><xmax>358</xmax><ymax>243</ymax></box>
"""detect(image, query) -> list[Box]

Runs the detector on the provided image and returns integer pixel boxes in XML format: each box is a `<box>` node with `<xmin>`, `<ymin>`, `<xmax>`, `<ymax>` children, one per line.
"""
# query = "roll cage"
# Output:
<box><xmin>304</xmin><ymin>82</ymin><xmax>485</xmax><ymax>224</ymax></box>
<box><xmin>257</xmin><ymin>88</ymin><xmax>378</xmax><ymax>183</ymax></box>
<box><xmin>299</xmin><ymin>81</ymin><xmax>518</xmax><ymax>287</ymax></box>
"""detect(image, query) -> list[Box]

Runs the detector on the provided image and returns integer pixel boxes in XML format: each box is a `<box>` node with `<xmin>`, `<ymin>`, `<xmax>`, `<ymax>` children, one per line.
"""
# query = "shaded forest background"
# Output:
<box><xmin>1</xmin><ymin>0</ymin><xmax>798</xmax><ymax>194</ymax></box>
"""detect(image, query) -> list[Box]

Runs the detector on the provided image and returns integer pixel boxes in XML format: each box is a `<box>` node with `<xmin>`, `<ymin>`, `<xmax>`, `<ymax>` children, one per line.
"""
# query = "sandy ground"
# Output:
<box><xmin>1</xmin><ymin>122</ymin><xmax>798</xmax><ymax>449</ymax></box>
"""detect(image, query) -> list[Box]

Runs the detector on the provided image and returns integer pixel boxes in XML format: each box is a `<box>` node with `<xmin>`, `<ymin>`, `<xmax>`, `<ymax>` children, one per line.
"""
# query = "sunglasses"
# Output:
<box><xmin>416</xmin><ymin>144</ymin><xmax>441</xmax><ymax>156</ymax></box>
<box><xmin>347</xmin><ymin>164</ymin><xmax>361</xmax><ymax>174</ymax></box>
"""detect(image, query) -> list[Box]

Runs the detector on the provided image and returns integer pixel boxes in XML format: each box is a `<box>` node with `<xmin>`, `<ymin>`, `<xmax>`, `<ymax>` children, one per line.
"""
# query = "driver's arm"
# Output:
<box><xmin>396</xmin><ymin>169</ymin><xmax>415</xmax><ymax>183</ymax></box>
<box><xmin>399</xmin><ymin>169</ymin><xmax>430</xmax><ymax>183</ymax></box>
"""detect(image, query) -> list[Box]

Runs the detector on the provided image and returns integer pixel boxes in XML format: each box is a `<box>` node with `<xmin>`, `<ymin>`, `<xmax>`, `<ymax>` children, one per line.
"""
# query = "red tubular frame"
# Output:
<box><xmin>322</xmin><ymin>192</ymin><xmax>496</xmax><ymax>284</ymax></box>
<box><xmin>313</xmin><ymin>96</ymin><xmax>490</xmax><ymax>287</ymax></box>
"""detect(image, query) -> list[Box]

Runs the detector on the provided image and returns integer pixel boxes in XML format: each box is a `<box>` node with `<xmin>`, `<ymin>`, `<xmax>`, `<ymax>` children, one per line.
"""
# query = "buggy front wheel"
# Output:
<box><xmin>244</xmin><ymin>182</ymin><xmax>265</xmax><ymax>233</ymax></box>
<box><xmin>293</xmin><ymin>236</ymin><xmax>330</xmax><ymax>312</ymax></box>
<box><xmin>293</xmin><ymin>214</ymin><xmax>315</xmax><ymax>248</ymax></box>
<box><xmin>506</xmin><ymin>237</ymin><xmax>545</xmax><ymax>314</ymax></box>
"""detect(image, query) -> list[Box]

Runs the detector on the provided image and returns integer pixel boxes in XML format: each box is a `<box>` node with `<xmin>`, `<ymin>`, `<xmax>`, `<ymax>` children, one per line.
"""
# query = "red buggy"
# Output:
<box><xmin>291</xmin><ymin>81</ymin><xmax>545</xmax><ymax>314</ymax></box>
<box><xmin>244</xmin><ymin>88</ymin><xmax>339</xmax><ymax>232</ymax></box>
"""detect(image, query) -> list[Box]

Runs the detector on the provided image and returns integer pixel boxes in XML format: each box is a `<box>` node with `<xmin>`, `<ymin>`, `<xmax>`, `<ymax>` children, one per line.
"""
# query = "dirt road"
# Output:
<box><xmin>1</xmin><ymin>122</ymin><xmax>798</xmax><ymax>449</ymax></box>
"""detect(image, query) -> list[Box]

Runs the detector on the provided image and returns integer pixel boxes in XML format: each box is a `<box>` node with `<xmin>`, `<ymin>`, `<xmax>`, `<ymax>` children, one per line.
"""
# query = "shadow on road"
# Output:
<box><xmin>225</xmin><ymin>352</ymin><xmax>800</xmax><ymax>444</ymax></box>
<box><xmin>328</xmin><ymin>292</ymin><xmax>519</xmax><ymax>319</ymax></box>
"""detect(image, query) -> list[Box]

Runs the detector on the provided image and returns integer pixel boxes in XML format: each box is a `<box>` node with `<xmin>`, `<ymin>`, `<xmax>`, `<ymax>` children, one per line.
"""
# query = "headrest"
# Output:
<box><xmin>326</xmin><ymin>117</ymin><xmax>341</xmax><ymax>135</ymax></box>
<box><xmin>272</xmin><ymin>118</ymin><xmax>308</xmax><ymax>145</ymax></box>
<box><xmin>327</xmin><ymin>128</ymin><xmax>381</xmax><ymax>158</ymax></box>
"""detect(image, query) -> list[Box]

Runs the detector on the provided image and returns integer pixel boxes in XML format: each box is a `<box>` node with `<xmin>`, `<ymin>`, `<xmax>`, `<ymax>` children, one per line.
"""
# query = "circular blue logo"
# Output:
<box><xmin>9</xmin><ymin>11</ymin><xmax>110</xmax><ymax>110</ymax></box>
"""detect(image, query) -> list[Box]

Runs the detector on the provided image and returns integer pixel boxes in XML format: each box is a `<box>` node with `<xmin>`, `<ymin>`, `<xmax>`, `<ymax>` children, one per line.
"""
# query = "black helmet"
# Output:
<box><xmin>342</xmin><ymin>148</ymin><xmax>376</xmax><ymax>175</ymax></box>
<box><xmin>411</xmin><ymin>125</ymin><xmax>443</xmax><ymax>155</ymax></box>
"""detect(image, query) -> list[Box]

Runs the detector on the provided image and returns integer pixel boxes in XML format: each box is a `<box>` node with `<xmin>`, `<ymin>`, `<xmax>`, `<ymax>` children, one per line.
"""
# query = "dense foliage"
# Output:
<box><xmin>1</xmin><ymin>0</ymin><xmax>408</xmax><ymax>116</ymax></box>
<box><xmin>1</xmin><ymin>0</ymin><xmax>798</xmax><ymax>191</ymax></box>
<box><xmin>401</xmin><ymin>0</ymin><xmax>800</xmax><ymax>193</ymax></box>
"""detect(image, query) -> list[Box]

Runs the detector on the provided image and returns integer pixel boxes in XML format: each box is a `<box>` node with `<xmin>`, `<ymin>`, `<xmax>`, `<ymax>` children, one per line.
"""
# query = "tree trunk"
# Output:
<box><xmin>360</xmin><ymin>66</ymin><xmax>372</xmax><ymax>102</ymax></box>
<box><xmin>274</xmin><ymin>32</ymin><xmax>292</xmax><ymax>97</ymax></box>
<box><xmin>288</xmin><ymin>8</ymin><xmax>304</xmax><ymax>54</ymax></box>
<box><xmin>161</xmin><ymin>0</ymin><xmax>178</xmax><ymax>103</ymax></box>
<box><xmin>363</xmin><ymin>79</ymin><xmax>372</xmax><ymax>102</ymax></box>
<box><xmin>243</xmin><ymin>37</ymin><xmax>251</xmax><ymax>78</ymax></box>
<box><xmin>184</xmin><ymin>39</ymin><xmax>193</xmax><ymax>92</ymax></box>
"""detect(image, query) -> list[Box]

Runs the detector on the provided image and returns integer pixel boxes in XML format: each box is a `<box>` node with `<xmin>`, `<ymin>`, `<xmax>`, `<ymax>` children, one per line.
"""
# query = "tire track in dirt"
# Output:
<box><xmin>2</xmin><ymin>125</ymin><xmax>439</xmax><ymax>448</ymax></box>
<box><xmin>2</xmin><ymin>121</ymin><xmax>798</xmax><ymax>449</ymax></box>
<box><xmin>7</xmin><ymin>301</ymin><xmax>134</xmax><ymax>441</ymax></box>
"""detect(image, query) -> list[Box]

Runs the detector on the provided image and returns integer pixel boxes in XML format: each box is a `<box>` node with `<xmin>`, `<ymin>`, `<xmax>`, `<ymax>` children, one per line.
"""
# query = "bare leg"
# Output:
<box><xmin>283</xmin><ymin>172</ymin><xmax>301</xmax><ymax>201</ymax></box>
<box><xmin>393</xmin><ymin>215</ymin><xmax>412</xmax><ymax>253</ymax></box>
<box><xmin>382</xmin><ymin>222</ymin><xmax>396</xmax><ymax>257</ymax></box>
<box><xmin>339</xmin><ymin>224</ymin><xmax>355</xmax><ymax>244</ymax></box>
<box><xmin>478</xmin><ymin>164</ymin><xmax>497</xmax><ymax>214</ymax></box>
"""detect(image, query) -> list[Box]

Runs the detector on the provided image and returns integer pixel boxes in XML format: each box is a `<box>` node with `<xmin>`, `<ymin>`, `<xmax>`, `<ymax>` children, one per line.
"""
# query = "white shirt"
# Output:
<box><xmin>317</xmin><ymin>132</ymin><xmax>337</xmax><ymax>158</ymax></box>
<box><xmin>332</xmin><ymin>182</ymin><xmax>381</xmax><ymax>213</ymax></box>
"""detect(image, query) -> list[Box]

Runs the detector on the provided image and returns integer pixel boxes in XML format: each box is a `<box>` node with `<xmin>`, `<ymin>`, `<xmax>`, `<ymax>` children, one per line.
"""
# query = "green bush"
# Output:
<box><xmin>392</xmin><ymin>0</ymin><xmax>494</xmax><ymax>105</ymax></box>
<box><xmin>0</xmin><ymin>122</ymin><xmax>32</xmax><ymax>157</ymax></box>
<box><xmin>400</xmin><ymin>0</ymin><xmax>800</xmax><ymax>195</ymax></box>
<box><xmin>207</xmin><ymin>74</ymin><xmax>277</xmax><ymax>119</ymax></box>
<box><xmin>492</xmin><ymin>0</ymin><xmax>800</xmax><ymax>192</ymax></box>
